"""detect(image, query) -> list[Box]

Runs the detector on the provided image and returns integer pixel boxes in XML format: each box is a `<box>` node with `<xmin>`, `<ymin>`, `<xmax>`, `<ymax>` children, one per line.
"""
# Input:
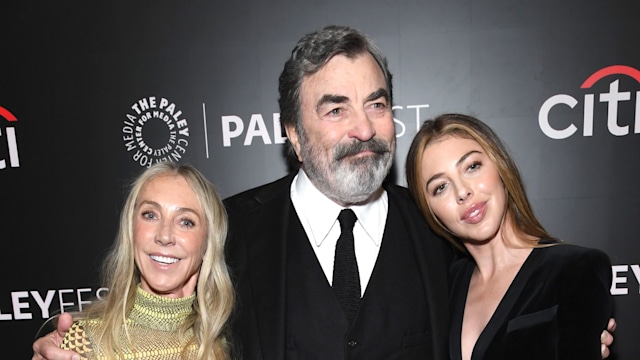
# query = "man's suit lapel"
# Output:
<box><xmin>385</xmin><ymin>183</ymin><xmax>452</xmax><ymax>360</ymax></box>
<box><xmin>244</xmin><ymin>175</ymin><xmax>293</xmax><ymax>359</ymax></box>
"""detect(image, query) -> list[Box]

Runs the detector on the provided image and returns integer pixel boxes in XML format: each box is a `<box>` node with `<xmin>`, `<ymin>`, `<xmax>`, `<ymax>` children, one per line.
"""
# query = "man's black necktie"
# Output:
<box><xmin>332</xmin><ymin>208</ymin><xmax>361</xmax><ymax>322</ymax></box>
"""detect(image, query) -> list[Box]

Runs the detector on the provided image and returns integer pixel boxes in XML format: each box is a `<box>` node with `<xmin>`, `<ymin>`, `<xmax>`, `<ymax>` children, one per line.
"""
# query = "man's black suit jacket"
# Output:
<box><xmin>223</xmin><ymin>173</ymin><xmax>453</xmax><ymax>359</ymax></box>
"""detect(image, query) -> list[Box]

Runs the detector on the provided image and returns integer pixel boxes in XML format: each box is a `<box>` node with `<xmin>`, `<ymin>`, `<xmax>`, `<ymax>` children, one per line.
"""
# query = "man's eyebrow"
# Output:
<box><xmin>315</xmin><ymin>88</ymin><xmax>389</xmax><ymax>111</ymax></box>
<box><xmin>366</xmin><ymin>88</ymin><xmax>389</xmax><ymax>102</ymax></box>
<box><xmin>316</xmin><ymin>94</ymin><xmax>349</xmax><ymax>111</ymax></box>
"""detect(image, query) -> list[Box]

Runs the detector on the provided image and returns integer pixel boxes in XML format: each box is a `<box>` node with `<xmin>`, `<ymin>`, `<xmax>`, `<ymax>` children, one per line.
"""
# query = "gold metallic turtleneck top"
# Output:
<box><xmin>61</xmin><ymin>286</ymin><xmax>198</xmax><ymax>359</ymax></box>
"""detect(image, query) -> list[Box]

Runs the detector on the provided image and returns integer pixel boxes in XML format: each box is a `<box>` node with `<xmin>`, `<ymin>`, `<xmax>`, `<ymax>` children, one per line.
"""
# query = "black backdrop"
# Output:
<box><xmin>2</xmin><ymin>1</ymin><xmax>639</xmax><ymax>358</ymax></box>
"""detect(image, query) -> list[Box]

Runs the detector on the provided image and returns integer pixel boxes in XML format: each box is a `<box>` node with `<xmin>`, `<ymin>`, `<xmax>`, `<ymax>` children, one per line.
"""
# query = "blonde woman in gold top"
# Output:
<box><xmin>58</xmin><ymin>162</ymin><xmax>234</xmax><ymax>359</ymax></box>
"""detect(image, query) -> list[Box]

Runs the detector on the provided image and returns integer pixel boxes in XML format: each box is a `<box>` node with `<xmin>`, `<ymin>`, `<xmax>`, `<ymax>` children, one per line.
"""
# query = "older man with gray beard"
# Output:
<box><xmin>221</xmin><ymin>25</ymin><xmax>452</xmax><ymax>360</ymax></box>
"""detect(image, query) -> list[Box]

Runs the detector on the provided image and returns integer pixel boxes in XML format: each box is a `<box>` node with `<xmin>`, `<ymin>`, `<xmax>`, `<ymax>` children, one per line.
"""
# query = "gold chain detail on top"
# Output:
<box><xmin>60</xmin><ymin>286</ymin><xmax>198</xmax><ymax>359</ymax></box>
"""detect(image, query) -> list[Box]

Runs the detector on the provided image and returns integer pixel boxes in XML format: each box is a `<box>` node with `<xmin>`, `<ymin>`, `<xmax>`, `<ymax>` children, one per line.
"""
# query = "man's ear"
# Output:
<box><xmin>285</xmin><ymin>125</ymin><xmax>303</xmax><ymax>162</ymax></box>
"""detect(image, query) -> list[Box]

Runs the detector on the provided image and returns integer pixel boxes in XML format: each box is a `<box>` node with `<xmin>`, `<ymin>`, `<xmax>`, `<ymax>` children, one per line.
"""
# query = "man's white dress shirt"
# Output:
<box><xmin>290</xmin><ymin>169</ymin><xmax>388</xmax><ymax>297</ymax></box>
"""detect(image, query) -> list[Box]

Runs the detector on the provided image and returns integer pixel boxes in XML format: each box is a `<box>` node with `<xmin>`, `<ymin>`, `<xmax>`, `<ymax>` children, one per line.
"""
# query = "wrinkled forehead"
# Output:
<box><xmin>301</xmin><ymin>53</ymin><xmax>387</xmax><ymax>97</ymax></box>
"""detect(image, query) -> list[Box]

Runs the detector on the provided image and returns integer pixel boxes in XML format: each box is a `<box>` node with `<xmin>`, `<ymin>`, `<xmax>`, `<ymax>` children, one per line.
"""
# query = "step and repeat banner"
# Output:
<box><xmin>2</xmin><ymin>1</ymin><xmax>639</xmax><ymax>358</ymax></box>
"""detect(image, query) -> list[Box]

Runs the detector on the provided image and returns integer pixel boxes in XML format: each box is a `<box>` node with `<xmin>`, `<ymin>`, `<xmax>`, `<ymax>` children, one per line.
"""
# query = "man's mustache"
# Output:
<box><xmin>334</xmin><ymin>138</ymin><xmax>391</xmax><ymax>161</ymax></box>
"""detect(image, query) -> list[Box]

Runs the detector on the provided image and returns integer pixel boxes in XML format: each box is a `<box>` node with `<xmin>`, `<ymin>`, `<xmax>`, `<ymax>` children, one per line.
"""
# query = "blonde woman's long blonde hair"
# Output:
<box><xmin>81</xmin><ymin>162</ymin><xmax>234</xmax><ymax>359</ymax></box>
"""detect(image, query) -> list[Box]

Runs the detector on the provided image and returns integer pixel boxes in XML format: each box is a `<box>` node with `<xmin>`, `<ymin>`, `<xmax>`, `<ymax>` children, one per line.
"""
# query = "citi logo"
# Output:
<box><xmin>539</xmin><ymin>65</ymin><xmax>640</xmax><ymax>139</ymax></box>
<box><xmin>0</xmin><ymin>106</ymin><xmax>20</xmax><ymax>169</ymax></box>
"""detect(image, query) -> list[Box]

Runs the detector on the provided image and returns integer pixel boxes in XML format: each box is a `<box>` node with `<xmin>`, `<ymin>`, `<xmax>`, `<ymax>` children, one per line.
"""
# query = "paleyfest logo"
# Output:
<box><xmin>539</xmin><ymin>65</ymin><xmax>640</xmax><ymax>139</ymax></box>
<box><xmin>122</xmin><ymin>96</ymin><xmax>190</xmax><ymax>167</ymax></box>
<box><xmin>0</xmin><ymin>106</ymin><xmax>20</xmax><ymax>169</ymax></box>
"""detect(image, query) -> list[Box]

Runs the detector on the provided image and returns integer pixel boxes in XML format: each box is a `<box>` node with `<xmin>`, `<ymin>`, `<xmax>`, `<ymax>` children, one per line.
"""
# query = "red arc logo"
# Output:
<box><xmin>0</xmin><ymin>106</ymin><xmax>17</xmax><ymax>122</ymax></box>
<box><xmin>581</xmin><ymin>65</ymin><xmax>640</xmax><ymax>88</ymax></box>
